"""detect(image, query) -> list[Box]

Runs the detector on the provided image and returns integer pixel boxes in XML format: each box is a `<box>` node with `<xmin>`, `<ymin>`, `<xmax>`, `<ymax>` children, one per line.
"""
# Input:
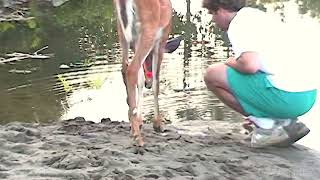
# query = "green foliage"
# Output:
<box><xmin>246</xmin><ymin>0</ymin><xmax>320</xmax><ymax>18</ymax></box>
<box><xmin>57</xmin><ymin>74</ymin><xmax>72</xmax><ymax>93</ymax></box>
<box><xmin>52</xmin><ymin>0</ymin><xmax>115</xmax><ymax>29</ymax></box>
<box><xmin>0</xmin><ymin>22</ymin><xmax>15</xmax><ymax>32</ymax></box>
<box><xmin>88</xmin><ymin>75</ymin><xmax>105</xmax><ymax>89</ymax></box>
<box><xmin>83</xmin><ymin>58</ymin><xmax>93</xmax><ymax>66</ymax></box>
<box><xmin>31</xmin><ymin>36</ymin><xmax>41</xmax><ymax>48</ymax></box>
<box><xmin>0</xmin><ymin>0</ymin><xmax>117</xmax><ymax>56</ymax></box>
<box><xmin>296</xmin><ymin>0</ymin><xmax>320</xmax><ymax>18</ymax></box>
<box><xmin>26</xmin><ymin>19</ymin><xmax>37</xmax><ymax>29</ymax></box>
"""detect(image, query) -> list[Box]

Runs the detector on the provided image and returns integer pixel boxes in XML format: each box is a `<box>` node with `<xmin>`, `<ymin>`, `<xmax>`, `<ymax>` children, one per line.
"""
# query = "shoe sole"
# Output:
<box><xmin>275</xmin><ymin>125</ymin><xmax>310</xmax><ymax>148</ymax></box>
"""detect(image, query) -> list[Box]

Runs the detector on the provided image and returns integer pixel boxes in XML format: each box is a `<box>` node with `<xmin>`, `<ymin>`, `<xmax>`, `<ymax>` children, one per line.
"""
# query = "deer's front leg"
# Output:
<box><xmin>127</xmin><ymin>31</ymin><xmax>159</xmax><ymax>147</ymax></box>
<box><xmin>127</xmin><ymin>61</ymin><xmax>145</xmax><ymax>147</ymax></box>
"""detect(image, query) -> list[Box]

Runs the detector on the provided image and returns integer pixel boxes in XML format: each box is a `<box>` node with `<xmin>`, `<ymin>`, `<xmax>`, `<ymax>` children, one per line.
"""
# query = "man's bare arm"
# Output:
<box><xmin>225</xmin><ymin>51</ymin><xmax>261</xmax><ymax>74</ymax></box>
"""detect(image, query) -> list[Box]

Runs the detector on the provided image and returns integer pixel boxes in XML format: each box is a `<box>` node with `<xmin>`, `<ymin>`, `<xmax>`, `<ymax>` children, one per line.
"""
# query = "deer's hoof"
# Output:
<box><xmin>144</xmin><ymin>79</ymin><xmax>152</xmax><ymax>89</ymax></box>
<box><xmin>132</xmin><ymin>131</ymin><xmax>145</xmax><ymax>147</ymax></box>
<box><xmin>133</xmin><ymin>145</ymin><xmax>145</xmax><ymax>155</ymax></box>
<box><xmin>153</xmin><ymin>124</ymin><xmax>164</xmax><ymax>133</ymax></box>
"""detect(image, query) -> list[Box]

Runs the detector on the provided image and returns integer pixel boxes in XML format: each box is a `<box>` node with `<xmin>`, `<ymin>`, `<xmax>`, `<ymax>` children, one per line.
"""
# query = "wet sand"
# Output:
<box><xmin>0</xmin><ymin>117</ymin><xmax>320</xmax><ymax>180</ymax></box>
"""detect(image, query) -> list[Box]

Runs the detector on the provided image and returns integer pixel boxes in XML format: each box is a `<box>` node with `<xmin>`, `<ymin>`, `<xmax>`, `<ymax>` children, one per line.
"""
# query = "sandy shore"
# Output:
<box><xmin>0</xmin><ymin>117</ymin><xmax>320</xmax><ymax>180</ymax></box>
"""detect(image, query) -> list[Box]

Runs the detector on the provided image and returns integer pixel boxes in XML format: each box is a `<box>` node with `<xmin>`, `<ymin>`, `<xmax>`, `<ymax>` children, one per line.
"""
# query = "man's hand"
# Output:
<box><xmin>225</xmin><ymin>57</ymin><xmax>237</xmax><ymax>68</ymax></box>
<box><xmin>225</xmin><ymin>52</ymin><xmax>261</xmax><ymax>74</ymax></box>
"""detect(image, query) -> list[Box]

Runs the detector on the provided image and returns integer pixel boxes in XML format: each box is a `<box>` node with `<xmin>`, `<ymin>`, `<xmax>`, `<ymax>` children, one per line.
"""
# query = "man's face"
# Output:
<box><xmin>210</xmin><ymin>8</ymin><xmax>228</xmax><ymax>31</ymax></box>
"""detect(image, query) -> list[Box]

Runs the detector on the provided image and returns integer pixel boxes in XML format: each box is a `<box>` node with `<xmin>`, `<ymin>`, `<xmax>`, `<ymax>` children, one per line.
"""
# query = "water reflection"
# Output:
<box><xmin>0</xmin><ymin>0</ymin><xmax>319</xmax><ymax>140</ymax></box>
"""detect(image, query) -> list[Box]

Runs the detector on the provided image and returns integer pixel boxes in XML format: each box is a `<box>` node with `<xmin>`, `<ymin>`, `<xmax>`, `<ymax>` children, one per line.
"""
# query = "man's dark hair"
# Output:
<box><xmin>202</xmin><ymin>0</ymin><xmax>246</xmax><ymax>12</ymax></box>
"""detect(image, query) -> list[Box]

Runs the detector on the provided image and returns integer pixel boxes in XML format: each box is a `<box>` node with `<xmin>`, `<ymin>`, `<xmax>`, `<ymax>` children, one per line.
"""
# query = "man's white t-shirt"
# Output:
<box><xmin>227</xmin><ymin>7</ymin><xmax>317</xmax><ymax>92</ymax></box>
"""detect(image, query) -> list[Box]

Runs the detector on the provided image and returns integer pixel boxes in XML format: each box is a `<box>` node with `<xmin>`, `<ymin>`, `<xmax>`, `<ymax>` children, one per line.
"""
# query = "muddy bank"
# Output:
<box><xmin>0</xmin><ymin>117</ymin><xmax>320</xmax><ymax>179</ymax></box>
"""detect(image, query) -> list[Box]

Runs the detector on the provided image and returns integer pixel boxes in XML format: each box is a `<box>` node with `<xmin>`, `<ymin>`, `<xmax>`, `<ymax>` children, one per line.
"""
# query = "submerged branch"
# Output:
<box><xmin>0</xmin><ymin>46</ymin><xmax>54</xmax><ymax>64</ymax></box>
<box><xmin>33</xmin><ymin>46</ymin><xmax>49</xmax><ymax>55</ymax></box>
<box><xmin>0</xmin><ymin>9</ymin><xmax>34</xmax><ymax>22</ymax></box>
<box><xmin>0</xmin><ymin>16</ymin><xmax>35</xmax><ymax>22</ymax></box>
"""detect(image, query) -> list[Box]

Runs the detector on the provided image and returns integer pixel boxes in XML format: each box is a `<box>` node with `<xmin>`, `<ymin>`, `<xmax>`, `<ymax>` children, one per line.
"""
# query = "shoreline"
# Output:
<box><xmin>1</xmin><ymin>117</ymin><xmax>320</xmax><ymax>179</ymax></box>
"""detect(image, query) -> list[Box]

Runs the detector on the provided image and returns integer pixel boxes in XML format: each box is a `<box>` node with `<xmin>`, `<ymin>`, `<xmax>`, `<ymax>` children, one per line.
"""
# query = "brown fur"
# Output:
<box><xmin>113</xmin><ymin>0</ymin><xmax>172</xmax><ymax>147</ymax></box>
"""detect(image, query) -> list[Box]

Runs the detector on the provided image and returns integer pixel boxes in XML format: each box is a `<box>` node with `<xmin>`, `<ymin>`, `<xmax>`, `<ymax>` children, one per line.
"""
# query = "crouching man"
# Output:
<box><xmin>202</xmin><ymin>0</ymin><xmax>317</xmax><ymax>147</ymax></box>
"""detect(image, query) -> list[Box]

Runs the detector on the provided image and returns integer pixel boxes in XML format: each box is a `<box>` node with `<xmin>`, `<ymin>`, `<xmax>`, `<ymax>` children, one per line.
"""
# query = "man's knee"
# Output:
<box><xmin>204</xmin><ymin>63</ymin><xmax>227</xmax><ymax>87</ymax></box>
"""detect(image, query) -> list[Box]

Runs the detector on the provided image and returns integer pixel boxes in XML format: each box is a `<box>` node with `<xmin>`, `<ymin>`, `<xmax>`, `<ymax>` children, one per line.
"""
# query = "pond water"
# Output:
<box><xmin>0</xmin><ymin>0</ymin><xmax>320</xmax><ymax>149</ymax></box>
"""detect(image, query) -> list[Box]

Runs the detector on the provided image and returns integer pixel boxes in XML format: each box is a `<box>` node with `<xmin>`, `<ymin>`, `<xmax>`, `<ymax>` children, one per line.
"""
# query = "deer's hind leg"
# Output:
<box><xmin>152</xmin><ymin>23</ymin><xmax>171</xmax><ymax>132</ymax></box>
<box><xmin>115</xmin><ymin>8</ymin><xmax>130</xmax><ymax>106</ymax></box>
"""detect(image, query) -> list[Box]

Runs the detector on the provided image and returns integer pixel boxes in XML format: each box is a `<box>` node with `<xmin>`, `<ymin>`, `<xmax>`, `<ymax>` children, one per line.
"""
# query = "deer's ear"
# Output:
<box><xmin>165</xmin><ymin>36</ymin><xmax>183</xmax><ymax>53</ymax></box>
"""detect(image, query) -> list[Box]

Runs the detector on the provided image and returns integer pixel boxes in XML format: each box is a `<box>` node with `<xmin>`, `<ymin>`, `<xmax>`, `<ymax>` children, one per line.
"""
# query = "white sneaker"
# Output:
<box><xmin>250</xmin><ymin>126</ymin><xmax>289</xmax><ymax>148</ymax></box>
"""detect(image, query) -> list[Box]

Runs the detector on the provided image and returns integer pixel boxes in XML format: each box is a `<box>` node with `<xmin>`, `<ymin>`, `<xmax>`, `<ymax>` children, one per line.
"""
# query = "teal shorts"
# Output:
<box><xmin>227</xmin><ymin>67</ymin><xmax>317</xmax><ymax>118</ymax></box>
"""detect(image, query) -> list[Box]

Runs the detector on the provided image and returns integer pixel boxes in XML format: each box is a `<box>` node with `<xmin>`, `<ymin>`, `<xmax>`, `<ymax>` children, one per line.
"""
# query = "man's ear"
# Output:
<box><xmin>217</xmin><ymin>8</ymin><xmax>227</xmax><ymax>15</ymax></box>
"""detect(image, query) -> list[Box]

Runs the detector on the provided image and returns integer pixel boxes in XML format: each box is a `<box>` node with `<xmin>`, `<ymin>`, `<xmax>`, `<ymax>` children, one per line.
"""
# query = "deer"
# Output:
<box><xmin>113</xmin><ymin>0</ymin><xmax>178</xmax><ymax>148</ymax></box>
